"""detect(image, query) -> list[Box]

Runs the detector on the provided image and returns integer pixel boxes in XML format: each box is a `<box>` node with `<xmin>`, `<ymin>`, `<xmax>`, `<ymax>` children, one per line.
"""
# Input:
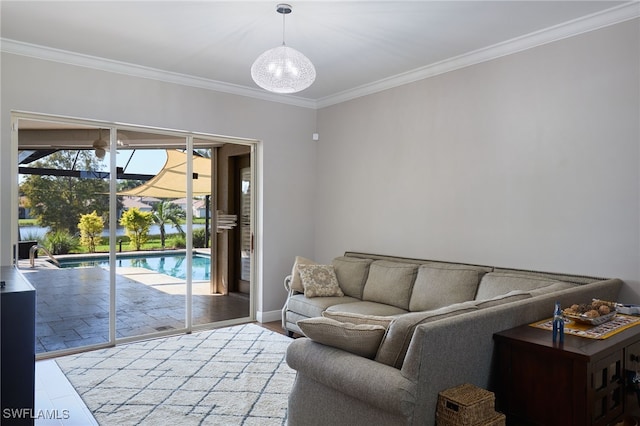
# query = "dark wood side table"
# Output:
<box><xmin>494</xmin><ymin>321</ymin><xmax>640</xmax><ymax>426</ymax></box>
<box><xmin>1</xmin><ymin>266</ymin><xmax>36</xmax><ymax>426</ymax></box>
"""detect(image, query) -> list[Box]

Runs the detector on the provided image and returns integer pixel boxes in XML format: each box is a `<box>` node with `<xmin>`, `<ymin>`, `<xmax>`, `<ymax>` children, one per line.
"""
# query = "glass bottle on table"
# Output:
<box><xmin>552</xmin><ymin>301</ymin><xmax>564</xmax><ymax>343</ymax></box>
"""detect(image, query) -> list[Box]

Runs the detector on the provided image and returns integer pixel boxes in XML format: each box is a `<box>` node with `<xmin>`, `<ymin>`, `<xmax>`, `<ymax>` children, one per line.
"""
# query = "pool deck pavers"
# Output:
<box><xmin>17</xmin><ymin>262</ymin><xmax>250</xmax><ymax>353</ymax></box>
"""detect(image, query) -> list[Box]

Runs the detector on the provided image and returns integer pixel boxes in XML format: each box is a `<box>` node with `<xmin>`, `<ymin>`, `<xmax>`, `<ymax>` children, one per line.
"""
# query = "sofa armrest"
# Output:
<box><xmin>282</xmin><ymin>275</ymin><xmax>295</xmax><ymax>331</ymax></box>
<box><xmin>286</xmin><ymin>338</ymin><xmax>417</xmax><ymax>417</ymax></box>
<box><xmin>284</xmin><ymin>274</ymin><xmax>292</xmax><ymax>292</ymax></box>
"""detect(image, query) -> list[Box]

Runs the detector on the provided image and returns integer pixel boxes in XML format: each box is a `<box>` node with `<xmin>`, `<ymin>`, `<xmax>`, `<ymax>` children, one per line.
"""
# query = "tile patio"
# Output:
<box><xmin>17</xmin><ymin>263</ymin><xmax>250</xmax><ymax>354</ymax></box>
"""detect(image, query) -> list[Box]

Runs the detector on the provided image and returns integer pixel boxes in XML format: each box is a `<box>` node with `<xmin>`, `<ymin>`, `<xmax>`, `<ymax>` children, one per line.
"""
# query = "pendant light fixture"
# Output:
<box><xmin>251</xmin><ymin>3</ymin><xmax>316</xmax><ymax>94</ymax></box>
<box><xmin>93</xmin><ymin>128</ymin><xmax>107</xmax><ymax>159</ymax></box>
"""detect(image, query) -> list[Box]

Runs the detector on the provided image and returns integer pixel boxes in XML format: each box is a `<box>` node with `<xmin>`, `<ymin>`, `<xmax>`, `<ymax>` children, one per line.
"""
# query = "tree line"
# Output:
<box><xmin>21</xmin><ymin>150</ymin><xmax>187</xmax><ymax>254</ymax></box>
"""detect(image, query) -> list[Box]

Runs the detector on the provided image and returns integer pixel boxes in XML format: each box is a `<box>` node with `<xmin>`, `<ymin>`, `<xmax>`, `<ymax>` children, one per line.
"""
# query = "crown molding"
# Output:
<box><xmin>0</xmin><ymin>38</ymin><xmax>318</xmax><ymax>109</ymax></box>
<box><xmin>316</xmin><ymin>1</ymin><xmax>640</xmax><ymax>108</ymax></box>
<box><xmin>1</xmin><ymin>2</ymin><xmax>637</xmax><ymax>111</ymax></box>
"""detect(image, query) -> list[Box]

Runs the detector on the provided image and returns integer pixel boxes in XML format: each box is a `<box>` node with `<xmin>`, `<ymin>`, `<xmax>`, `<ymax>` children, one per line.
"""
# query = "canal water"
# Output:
<box><xmin>19</xmin><ymin>224</ymin><xmax>205</xmax><ymax>239</ymax></box>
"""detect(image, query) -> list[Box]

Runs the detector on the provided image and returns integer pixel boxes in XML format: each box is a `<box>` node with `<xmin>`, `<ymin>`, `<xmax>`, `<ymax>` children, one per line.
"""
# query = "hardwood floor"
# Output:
<box><xmin>256</xmin><ymin>320</ymin><xmax>288</xmax><ymax>336</ymax></box>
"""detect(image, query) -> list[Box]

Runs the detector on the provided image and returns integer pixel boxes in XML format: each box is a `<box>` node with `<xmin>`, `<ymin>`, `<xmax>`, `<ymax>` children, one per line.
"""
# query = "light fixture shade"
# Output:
<box><xmin>93</xmin><ymin>132</ymin><xmax>108</xmax><ymax>160</ymax></box>
<box><xmin>251</xmin><ymin>45</ymin><xmax>316</xmax><ymax>94</ymax></box>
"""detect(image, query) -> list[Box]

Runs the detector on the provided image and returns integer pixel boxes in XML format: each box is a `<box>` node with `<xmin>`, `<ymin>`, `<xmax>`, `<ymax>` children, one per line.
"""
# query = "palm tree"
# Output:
<box><xmin>152</xmin><ymin>201</ymin><xmax>185</xmax><ymax>249</ymax></box>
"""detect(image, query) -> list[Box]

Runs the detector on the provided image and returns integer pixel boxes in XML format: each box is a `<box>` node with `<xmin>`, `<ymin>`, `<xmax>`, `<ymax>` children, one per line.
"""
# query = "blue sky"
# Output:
<box><xmin>103</xmin><ymin>149</ymin><xmax>167</xmax><ymax>176</ymax></box>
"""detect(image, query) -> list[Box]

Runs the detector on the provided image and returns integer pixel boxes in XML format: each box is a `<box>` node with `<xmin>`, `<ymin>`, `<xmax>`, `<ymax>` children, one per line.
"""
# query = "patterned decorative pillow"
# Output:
<box><xmin>290</xmin><ymin>256</ymin><xmax>318</xmax><ymax>293</ymax></box>
<box><xmin>297</xmin><ymin>317</ymin><xmax>386</xmax><ymax>359</ymax></box>
<box><xmin>298</xmin><ymin>264</ymin><xmax>344</xmax><ymax>298</ymax></box>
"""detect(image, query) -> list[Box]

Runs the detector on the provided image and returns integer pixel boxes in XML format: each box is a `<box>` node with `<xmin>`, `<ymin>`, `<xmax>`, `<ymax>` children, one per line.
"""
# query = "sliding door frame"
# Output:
<box><xmin>11</xmin><ymin>110</ymin><xmax>260</xmax><ymax>358</ymax></box>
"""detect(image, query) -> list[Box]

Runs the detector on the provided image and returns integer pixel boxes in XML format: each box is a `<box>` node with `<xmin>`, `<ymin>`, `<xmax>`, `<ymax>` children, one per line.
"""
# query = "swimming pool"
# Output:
<box><xmin>55</xmin><ymin>253</ymin><xmax>211</xmax><ymax>281</ymax></box>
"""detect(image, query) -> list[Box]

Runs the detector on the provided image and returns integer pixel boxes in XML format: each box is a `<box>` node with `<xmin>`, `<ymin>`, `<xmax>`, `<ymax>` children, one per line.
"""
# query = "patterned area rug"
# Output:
<box><xmin>56</xmin><ymin>324</ymin><xmax>295</xmax><ymax>425</ymax></box>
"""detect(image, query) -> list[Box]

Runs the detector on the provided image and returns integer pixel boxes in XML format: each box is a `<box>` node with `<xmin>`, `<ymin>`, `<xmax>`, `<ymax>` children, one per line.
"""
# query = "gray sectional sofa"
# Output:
<box><xmin>283</xmin><ymin>252</ymin><xmax>623</xmax><ymax>426</ymax></box>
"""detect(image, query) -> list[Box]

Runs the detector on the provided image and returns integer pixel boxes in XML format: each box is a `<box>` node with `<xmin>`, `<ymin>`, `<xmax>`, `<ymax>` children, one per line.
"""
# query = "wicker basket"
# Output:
<box><xmin>436</xmin><ymin>383</ymin><xmax>496</xmax><ymax>426</ymax></box>
<box><xmin>436</xmin><ymin>412</ymin><xmax>506</xmax><ymax>426</ymax></box>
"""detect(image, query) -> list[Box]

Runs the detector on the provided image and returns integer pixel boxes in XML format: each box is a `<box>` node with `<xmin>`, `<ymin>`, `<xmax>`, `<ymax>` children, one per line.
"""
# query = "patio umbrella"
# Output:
<box><xmin>118</xmin><ymin>150</ymin><xmax>212</xmax><ymax>197</ymax></box>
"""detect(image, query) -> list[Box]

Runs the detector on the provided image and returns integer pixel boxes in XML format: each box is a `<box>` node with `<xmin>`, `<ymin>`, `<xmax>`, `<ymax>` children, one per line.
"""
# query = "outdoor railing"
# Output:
<box><xmin>29</xmin><ymin>244</ymin><xmax>60</xmax><ymax>268</ymax></box>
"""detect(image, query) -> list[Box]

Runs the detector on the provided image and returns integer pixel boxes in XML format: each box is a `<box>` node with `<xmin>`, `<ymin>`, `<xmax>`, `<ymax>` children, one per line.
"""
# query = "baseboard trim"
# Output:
<box><xmin>256</xmin><ymin>309</ymin><xmax>281</xmax><ymax>323</ymax></box>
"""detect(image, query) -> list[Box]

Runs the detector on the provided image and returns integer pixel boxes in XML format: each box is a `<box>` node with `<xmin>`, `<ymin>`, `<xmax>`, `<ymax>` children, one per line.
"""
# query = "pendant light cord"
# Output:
<box><xmin>282</xmin><ymin>11</ymin><xmax>286</xmax><ymax>46</ymax></box>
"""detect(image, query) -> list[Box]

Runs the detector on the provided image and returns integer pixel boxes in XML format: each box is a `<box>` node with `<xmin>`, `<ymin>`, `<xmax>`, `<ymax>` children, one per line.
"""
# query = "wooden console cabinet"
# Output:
<box><xmin>1</xmin><ymin>266</ymin><xmax>35</xmax><ymax>426</ymax></box>
<box><xmin>494</xmin><ymin>322</ymin><xmax>640</xmax><ymax>426</ymax></box>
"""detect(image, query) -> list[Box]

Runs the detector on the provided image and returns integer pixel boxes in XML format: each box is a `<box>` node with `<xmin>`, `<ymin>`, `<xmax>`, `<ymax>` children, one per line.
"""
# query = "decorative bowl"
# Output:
<box><xmin>563</xmin><ymin>310</ymin><xmax>616</xmax><ymax>326</ymax></box>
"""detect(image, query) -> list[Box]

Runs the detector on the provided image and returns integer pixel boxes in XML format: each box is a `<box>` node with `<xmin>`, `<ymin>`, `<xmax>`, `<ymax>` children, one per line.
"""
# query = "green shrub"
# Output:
<box><xmin>119</xmin><ymin>208</ymin><xmax>153</xmax><ymax>251</ymax></box>
<box><xmin>78</xmin><ymin>211</ymin><xmax>104</xmax><ymax>253</ymax></box>
<box><xmin>192</xmin><ymin>228</ymin><xmax>209</xmax><ymax>248</ymax></box>
<box><xmin>45</xmin><ymin>229</ymin><xmax>78</xmax><ymax>255</ymax></box>
<box><xmin>170</xmin><ymin>234</ymin><xmax>186</xmax><ymax>249</ymax></box>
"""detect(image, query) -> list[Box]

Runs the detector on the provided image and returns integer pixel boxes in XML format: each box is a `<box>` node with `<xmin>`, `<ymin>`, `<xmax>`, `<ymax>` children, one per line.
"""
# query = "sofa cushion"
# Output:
<box><xmin>298</xmin><ymin>264</ymin><xmax>345</xmax><ymax>298</ymax></box>
<box><xmin>287</xmin><ymin>294</ymin><xmax>360</xmax><ymax>319</ymax></box>
<box><xmin>475</xmin><ymin>272</ymin><xmax>570</xmax><ymax>301</ymax></box>
<box><xmin>409</xmin><ymin>265</ymin><xmax>485</xmax><ymax>311</ymax></box>
<box><xmin>322</xmin><ymin>311</ymin><xmax>394</xmax><ymax>329</ymax></box>
<box><xmin>332</xmin><ymin>256</ymin><xmax>374</xmax><ymax>299</ymax></box>
<box><xmin>375</xmin><ymin>302</ymin><xmax>477</xmax><ymax>369</ymax></box>
<box><xmin>326</xmin><ymin>301</ymin><xmax>408</xmax><ymax>316</ymax></box>
<box><xmin>474</xmin><ymin>290</ymin><xmax>532</xmax><ymax>309</ymax></box>
<box><xmin>493</xmin><ymin>267</ymin><xmax>602</xmax><ymax>285</ymax></box>
<box><xmin>362</xmin><ymin>261</ymin><xmax>418</xmax><ymax>310</ymax></box>
<box><xmin>290</xmin><ymin>256</ymin><xmax>317</xmax><ymax>293</ymax></box>
<box><xmin>297</xmin><ymin>317</ymin><xmax>386</xmax><ymax>359</ymax></box>
<box><xmin>528</xmin><ymin>281</ymin><xmax>577</xmax><ymax>296</ymax></box>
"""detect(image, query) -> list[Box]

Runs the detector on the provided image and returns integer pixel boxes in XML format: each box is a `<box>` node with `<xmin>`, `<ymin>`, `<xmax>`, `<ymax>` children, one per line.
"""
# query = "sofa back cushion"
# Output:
<box><xmin>409</xmin><ymin>264</ymin><xmax>487</xmax><ymax>312</ymax></box>
<box><xmin>493</xmin><ymin>267</ymin><xmax>603</xmax><ymax>285</ymax></box>
<box><xmin>362</xmin><ymin>261</ymin><xmax>418</xmax><ymax>310</ymax></box>
<box><xmin>375</xmin><ymin>302</ymin><xmax>477</xmax><ymax>368</ymax></box>
<box><xmin>472</xmin><ymin>281</ymin><xmax>576</xmax><ymax>310</ymax></box>
<box><xmin>474</xmin><ymin>290</ymin><xmax>532</xmax><ymax>309</ymax></box>
<box><xmin>332</xmin><ymin>256</ymin><xmax>373</xmax><ymax>299</ymax></box>
<box><xmin>475</xmin><ymin>272</ymin><xmax>572</xmax><ymax>301</ymax></box>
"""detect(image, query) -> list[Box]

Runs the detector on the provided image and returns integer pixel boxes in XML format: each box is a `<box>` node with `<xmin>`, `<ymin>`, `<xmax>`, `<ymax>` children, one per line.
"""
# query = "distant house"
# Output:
<box><xmin>171</xmin><ymin>198</ymin><xmax>210</xmax><ymax>218</ymax></box>
<box><xmin>121</xmin><ymin>197</ymin><xmax>153</xmax><ymax>212</ymax></box>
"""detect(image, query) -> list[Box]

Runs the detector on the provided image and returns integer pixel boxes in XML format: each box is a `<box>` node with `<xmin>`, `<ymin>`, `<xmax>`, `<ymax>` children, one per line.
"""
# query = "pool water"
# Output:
<box><xmin>56</xmin><ymin>253</ymin><xmax>211</xmax><ymax>281</ymax></box>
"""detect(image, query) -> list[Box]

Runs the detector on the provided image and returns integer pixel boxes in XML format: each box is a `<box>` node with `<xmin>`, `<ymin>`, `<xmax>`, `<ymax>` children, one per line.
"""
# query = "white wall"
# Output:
<box><xmin>0</xmin><ymin>53</ymin><xmax>317</xmax><ymax>317</ymax></box>
<box><xmin>315</xmin><ymin>20</ymin><xmax>640</xmax><ymax>301</ymax></box>
<box><xmin>2</xmin><ymin>18</ymin><xmax>639</xmax><ymax>315</ymax></box>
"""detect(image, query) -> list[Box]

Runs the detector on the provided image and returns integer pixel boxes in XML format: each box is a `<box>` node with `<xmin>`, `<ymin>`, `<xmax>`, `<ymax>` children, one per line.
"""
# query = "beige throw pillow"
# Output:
<box><xmin>298</xmin><ymin>264</ymin><xmax>344</xmax><ymax>298</ymax></box>
<box><xmin>290</xmin><ymin>256</ymin><xmax>317</xmax><ymax>293</ymax></box>
<box><xmin>297</xmin><ymin>317</ymin><xmax>386</xmax><ymax>359</ymax></box>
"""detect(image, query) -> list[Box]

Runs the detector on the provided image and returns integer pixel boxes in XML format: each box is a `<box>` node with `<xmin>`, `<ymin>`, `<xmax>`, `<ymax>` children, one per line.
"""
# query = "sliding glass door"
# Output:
<box><xmin>113</xmin><ymin>129</ymin><xmax>189</xmax><ymax>340</ymax></box>
<box><xmin>17</xmin><ymin>120</ymin><xmax>112</xmax><ymax>353</ymax></box>
<box><xmin>13</xmin><ymin>112</ymin><xmax>257</xmax><ymax>357</ymax></box>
